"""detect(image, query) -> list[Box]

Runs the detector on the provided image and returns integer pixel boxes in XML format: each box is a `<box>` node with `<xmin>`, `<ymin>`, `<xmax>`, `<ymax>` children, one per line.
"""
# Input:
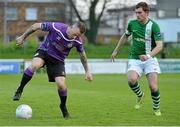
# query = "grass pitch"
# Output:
<box><xmin>0</xmin><ymin>74</ymin><xmax>180</xmax><ymax>126</ymax></box>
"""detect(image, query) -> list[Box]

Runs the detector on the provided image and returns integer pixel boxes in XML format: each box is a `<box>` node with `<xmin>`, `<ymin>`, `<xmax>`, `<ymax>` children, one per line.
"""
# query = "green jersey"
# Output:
<box><xmin>125</xmin><ymin>19</ymin><xmax>162</xmax><ymax>59</ymax></box>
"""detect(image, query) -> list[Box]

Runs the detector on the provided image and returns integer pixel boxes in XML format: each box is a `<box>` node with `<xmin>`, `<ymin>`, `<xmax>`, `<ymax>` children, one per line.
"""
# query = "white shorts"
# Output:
<box><xmin>127</xmin><ymin>57</ymin><xmax>161</xmax><ymax>77</ymax></box>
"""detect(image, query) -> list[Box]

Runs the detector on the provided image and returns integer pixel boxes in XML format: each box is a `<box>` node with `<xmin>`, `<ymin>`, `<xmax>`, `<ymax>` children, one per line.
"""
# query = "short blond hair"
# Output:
<box><xmin>76</xmin><ymin>22</ymin><xmax>86</xmax><ymax>34</ymax></box>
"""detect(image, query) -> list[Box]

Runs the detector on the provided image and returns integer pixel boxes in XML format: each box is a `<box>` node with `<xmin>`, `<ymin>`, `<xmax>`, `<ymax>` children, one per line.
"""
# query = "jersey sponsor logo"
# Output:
<box><xmin>134</xmin><ymin>37</ymin><xmax>146</xmax><ymax>42</ymax></box>
<box><xmin>52</xmin><ymin>41</ymin><xmax>73</xmax><ymax>52</ymax></box>
<box><xmin>132</xmin><ymin>30</ymin><xmax>138</xmax><ymax>32</ymax></box>
<box><xmin>52</xmin><ymin>42</ymin><xmax>65</xmax><ymax>52</ymax></box>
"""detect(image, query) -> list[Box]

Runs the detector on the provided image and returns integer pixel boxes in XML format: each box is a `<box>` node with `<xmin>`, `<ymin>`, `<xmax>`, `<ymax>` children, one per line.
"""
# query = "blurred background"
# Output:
<box><xmin>0</xmin><ymin>0</ymin><xmax>180</xmax><ymax>74</ymax></box>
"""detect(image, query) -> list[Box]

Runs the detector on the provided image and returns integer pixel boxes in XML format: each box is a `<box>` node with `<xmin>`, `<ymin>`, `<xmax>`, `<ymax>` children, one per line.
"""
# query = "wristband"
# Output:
<box><xmin>147</xmin><ymin>54</ymin><xmax>151</xmax><ymax>58</ymax></box>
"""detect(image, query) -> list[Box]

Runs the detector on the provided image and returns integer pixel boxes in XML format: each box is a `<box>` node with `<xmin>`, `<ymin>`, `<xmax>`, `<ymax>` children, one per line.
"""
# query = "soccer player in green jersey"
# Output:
<box><xmin>111</xmin><ymin>2</ymin><xmax>163</xmax><ymax>116</ymax></box>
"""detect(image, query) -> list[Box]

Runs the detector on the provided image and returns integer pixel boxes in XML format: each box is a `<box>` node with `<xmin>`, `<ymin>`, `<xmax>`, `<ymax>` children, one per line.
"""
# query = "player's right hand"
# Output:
<box><xmin>85</xmin><ymin>71</ymin><xmax>93</xmax><ymax>81</ymax></box>
<box><xmin>16</xmin><ymin>35</ymin><xmax>25</xmax><ymax>46</ymax></box>
<box><xmin>139</xmin><ymin>55</ymin><xmax>149</xmax><ymax>61</ymax></box>
<box><xmin>111</xmin><ymin>51</ymin><xmax>117</xmax><ymax>62</ymax></box>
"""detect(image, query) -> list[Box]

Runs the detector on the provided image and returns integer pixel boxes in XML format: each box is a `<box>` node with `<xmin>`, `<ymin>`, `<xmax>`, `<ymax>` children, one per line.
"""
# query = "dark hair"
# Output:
<box><xmin>76</xmin><ymin>22</ymin><xmax>86</xmax><ymax>34</ymax></box>
<box><xmin>135</xmin><ymin>2</ymin><xmax>150</xmax><ymax>12</ymax></box>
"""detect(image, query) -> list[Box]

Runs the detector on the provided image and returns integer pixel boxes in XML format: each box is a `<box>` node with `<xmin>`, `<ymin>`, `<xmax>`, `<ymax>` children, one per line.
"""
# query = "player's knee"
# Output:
<box><xmin>150</xmin><ymin>84</ymin><xmax>158</xmax><ymax>92</ymax></box>
<box><xmin>55</xmin><ymin>76</ymin><xmax>66</xmax><ymax>90</ymax></box>
<box><xmin>30</xmin><ymin>61</ymin><xmax>43</xmax><ymax>71</ymax></box>
<box><xmin>128</xmin><ymin>77</ymin><xmax>137</xmax><ymax>85</ymax></box>
<box><xmin>29</xmin><ymin>65</ymin><xmax>39</xmax><ymax>72</ymax></box>
<box><xmin>56</xmin><ymin>79</ymin><xmax>66</xmax><ymax>90</ymax></box>
<box><xmin>57</xmin><ymin>82</ymin><xmax>67</xmax><ymax>90</ymax></box>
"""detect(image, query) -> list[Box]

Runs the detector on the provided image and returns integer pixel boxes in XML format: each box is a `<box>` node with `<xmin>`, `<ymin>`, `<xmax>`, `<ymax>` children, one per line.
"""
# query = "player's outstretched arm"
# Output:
<box><xmin>16</xmin><ymin>23</ymin><xmax>42</xmax><ymax>46</ymax></box>
<box><xmin>79</xmin><ymin>51</ymin><xmax>93</xmax><ymax>82</ymax></box>
<box><xmin>111</xmin><ymin>33</ymin><xmax>128</xmax><ymax>62</ymax></box>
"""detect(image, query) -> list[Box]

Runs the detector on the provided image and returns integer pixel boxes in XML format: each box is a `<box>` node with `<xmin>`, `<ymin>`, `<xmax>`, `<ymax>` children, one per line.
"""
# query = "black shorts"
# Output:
<box><xmin>33</xmin><ymin>49</ymin><xmax>66</xmax><ymax>82</ymax></box>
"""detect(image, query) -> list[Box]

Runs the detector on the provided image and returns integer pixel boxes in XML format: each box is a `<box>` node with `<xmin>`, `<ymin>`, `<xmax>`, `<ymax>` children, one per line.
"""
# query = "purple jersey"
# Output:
<box><xmin>39</xmin><ymin>22</ymin><xmax>84</xmax><ymax>62</ymax></box>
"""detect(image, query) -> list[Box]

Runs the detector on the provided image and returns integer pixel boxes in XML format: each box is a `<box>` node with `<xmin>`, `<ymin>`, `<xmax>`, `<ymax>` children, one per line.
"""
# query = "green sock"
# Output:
<box><xmin>129</xmin><ymin>82</ymin><xmax>143</xmax><ymax>97</ymax></box>
<box><xmin>151</xmin><ymin>90</ymin><xmax>160</xmax><ymax>110</ymax></box>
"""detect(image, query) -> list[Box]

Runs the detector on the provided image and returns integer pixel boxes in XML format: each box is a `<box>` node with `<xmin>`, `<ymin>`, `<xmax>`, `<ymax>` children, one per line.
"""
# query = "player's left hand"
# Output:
<box><xmin>139</xmin><ymin>55</ymin><xmax>149</xmax><ymax>61</ymax></box>
<box><xmin>85</xmin><ymin>72</ymin><xmax>93</xmax><ymax>82</ymax></box>
<box><xmin>111</xmin><ymin>51</ymin><xmax>118</xmax><ymax>62</ymax></box>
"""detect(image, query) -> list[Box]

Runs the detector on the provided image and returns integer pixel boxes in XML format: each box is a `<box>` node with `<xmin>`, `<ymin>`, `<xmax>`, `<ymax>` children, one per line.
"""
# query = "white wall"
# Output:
<box><xmin>156</xmin><ymin>18</ymin><xmax>180</xmax><ymax>42</ymax></box>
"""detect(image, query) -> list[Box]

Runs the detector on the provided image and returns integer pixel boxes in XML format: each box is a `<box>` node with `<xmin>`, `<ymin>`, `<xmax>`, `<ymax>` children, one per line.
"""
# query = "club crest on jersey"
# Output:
<box><xmin>56</xmin><ymin>36</ymin><xmax>61</xmax><ymax>41</ymax></box>
<box><xmin>146</xmin><ymin>29</ymin><xmax>151</xmax><ymax>36</ymax></box>
<box><xmin>67</xmin><ymin>42</ymin><xmax>73</xmax><ymax>48</ymax></box>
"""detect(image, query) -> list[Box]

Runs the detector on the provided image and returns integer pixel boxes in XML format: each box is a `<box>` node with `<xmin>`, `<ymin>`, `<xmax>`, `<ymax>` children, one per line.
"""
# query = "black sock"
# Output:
<box><xmin>58</xmin><ymin>89</ymin><xmax>67</xmax><ymax>107</ymax></box>
<box><xmin>17</xmin><ymin>68</ymin><xmax>34</xmax><ymax>92</ymax></box>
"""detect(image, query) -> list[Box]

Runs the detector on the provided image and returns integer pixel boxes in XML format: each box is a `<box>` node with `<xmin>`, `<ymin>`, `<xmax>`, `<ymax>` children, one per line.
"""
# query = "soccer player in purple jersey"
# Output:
<box><xmin>13</xmin><ymin>22</ymin><xmax>93</xmax><ymax>119</ymax></box>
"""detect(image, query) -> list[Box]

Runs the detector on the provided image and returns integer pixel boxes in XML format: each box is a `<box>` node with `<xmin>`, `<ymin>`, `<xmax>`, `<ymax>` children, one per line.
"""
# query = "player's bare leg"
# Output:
<box><xmin>13</xmin><ymin>57</ymin><xmax>44</xmax><ymax>101</ymax></box>
<box><xmin>127</xmin><ymin>70</ymin><xmax>144</xmax><ymax>109</ymax></box>
<box><xmin>147</xmin><ymin>72</ymin><xmax>161</xmax><ymax>116</ymax></box>
<box><xmin>55</xmin><ymin>77</ymin><xmax>70</xmax><ymax>119</ymax></box>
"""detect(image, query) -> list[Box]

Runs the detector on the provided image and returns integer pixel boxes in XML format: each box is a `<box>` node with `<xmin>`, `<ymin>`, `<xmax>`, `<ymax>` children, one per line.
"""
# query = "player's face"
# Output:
<box><xmin>135</xmin><ymin>7</ymin><xmax>149</xmax><ymax>23</ymax></box>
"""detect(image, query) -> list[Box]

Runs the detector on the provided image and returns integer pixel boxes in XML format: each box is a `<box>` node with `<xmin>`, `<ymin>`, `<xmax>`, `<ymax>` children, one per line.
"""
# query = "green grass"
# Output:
<box><xmin>0</xmin><ymin>74</ymin><xmax>180</xmax><ymax>125</ymax></box>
